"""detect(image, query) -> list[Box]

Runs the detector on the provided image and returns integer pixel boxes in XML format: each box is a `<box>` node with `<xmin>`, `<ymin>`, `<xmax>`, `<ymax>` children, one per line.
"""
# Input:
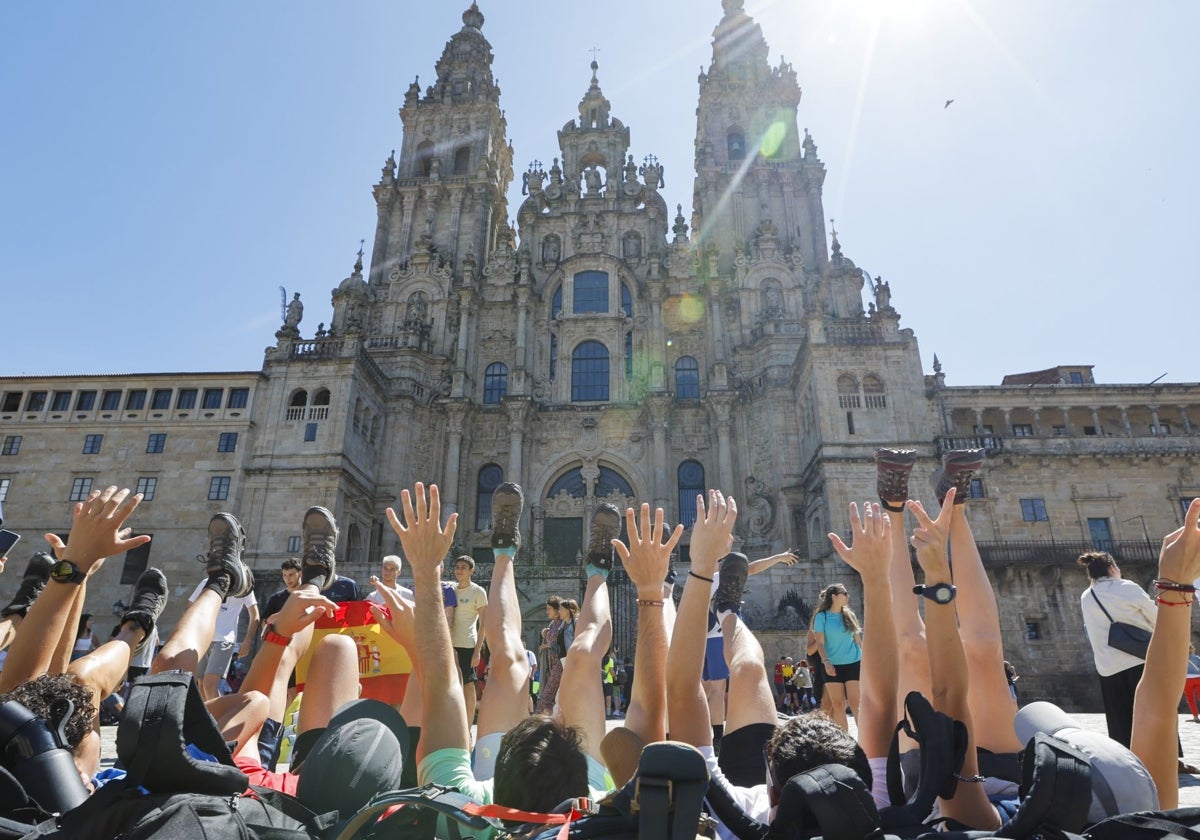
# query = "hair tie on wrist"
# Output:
<box><xmin>688</xmin><ymin>571</ymin><xmax>714</xmax><ymax>584</ymax></box>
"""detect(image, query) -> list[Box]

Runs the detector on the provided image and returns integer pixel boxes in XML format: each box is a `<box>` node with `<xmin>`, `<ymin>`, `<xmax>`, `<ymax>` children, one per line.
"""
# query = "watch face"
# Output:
<box><xmin>51</xmin><ymin>560</ymin><xmax>80</xmax><ymax>581</ymax></box>
<box><xmin>932</xmin><ymin>584</ymin><xmax>955</xmax><ymax>604</ymax></box>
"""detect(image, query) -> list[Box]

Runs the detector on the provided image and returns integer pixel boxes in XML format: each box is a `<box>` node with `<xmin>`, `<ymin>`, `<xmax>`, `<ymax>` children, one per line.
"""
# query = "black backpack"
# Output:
<box><xmin>24</xmin><ymin>671</ymin><xmax>337</xmax><ymax>840</ymax></box>
<box><xmin>1081</xmin><ymin>807</ymin><xmax>1200</xmax><ymax>839</ymax></box>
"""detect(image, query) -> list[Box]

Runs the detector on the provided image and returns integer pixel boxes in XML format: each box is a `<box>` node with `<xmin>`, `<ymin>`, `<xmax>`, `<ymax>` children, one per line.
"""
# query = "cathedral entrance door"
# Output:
<box><xmin>544</xmin><ymin>517</ymin><xmax>583</xmax><ymax>566</ymax></box>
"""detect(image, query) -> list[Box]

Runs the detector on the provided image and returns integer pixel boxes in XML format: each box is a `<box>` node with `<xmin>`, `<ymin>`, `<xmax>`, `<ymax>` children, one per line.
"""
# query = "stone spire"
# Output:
<box><xmin>577</xmin><ymin>60</ymin><xmax>612</xmax><ymax>130</ymax></box>
<box><xmin>710</xmin><ymin>0</ymin><xmax>769</xmax><ymax>75</ymax></box>
<box><xmin>462</xmin><ymin>2</ymin><xmax>484</xmax><ymax>29</ymax></box>
<box><xmin>425</xmin><ymin>2</ymin><xmax>500</xmax><ymax>105</ymax></box>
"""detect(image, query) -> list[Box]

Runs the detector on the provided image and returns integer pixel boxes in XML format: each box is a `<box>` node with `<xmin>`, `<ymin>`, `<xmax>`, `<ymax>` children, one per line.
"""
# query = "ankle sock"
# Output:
<box><xmin>585</xmin><ymin>562</ymin><xmax>610</xmax><ymax>581</ymax></box>
<box><xmin>205</xmin><ymin>571</ymin><xmax>232</xmax><ymax>602</ymax></box>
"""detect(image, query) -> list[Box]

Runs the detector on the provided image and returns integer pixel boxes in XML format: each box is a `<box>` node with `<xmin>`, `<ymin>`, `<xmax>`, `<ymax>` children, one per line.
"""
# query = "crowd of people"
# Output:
<box><xmin>0</xmin><ymin>445</ymin><xmax>1196</xmax><ymax>838</ymax></box>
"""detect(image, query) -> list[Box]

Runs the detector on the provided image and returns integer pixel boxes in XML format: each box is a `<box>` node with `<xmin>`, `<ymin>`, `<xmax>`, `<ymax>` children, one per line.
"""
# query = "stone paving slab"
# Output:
<box><xmin>99</xmin><ymin>712</ymin><xmax>1200</xmax><ymax>808</ymax></box>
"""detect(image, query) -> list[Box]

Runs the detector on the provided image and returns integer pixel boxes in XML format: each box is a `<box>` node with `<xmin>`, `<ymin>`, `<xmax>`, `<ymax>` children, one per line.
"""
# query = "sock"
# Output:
<box><xmin>712</xmin><ymin>723</ymin><xmax>724</xmax><ymax>755</ymax></box>
<box><xmin>205</xmin><ymin>571</ymin><xmax>232</xmax><ymax>602</ymax></box>
<box><xmin>586</xmin><ymin>562</ymin><xmax>610</xmax><ymax>581</ymax></box>
<box><xmin>493</xmin><ymin>546</ymin><xmax>516</xmax><ymax>560</ymax></box>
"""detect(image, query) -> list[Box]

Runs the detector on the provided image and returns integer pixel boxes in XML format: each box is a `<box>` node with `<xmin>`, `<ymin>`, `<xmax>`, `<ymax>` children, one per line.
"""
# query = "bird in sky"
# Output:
<box><xmin>944</xmin><ymin>99</ymin><xmax>955</xmax><ymax>109</ymax></box>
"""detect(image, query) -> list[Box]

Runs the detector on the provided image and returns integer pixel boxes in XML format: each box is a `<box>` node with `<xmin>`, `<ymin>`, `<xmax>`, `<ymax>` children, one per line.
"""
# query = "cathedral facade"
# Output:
<box><xmin>2</xmin><ymin>2</ymin><xmax>1198</xmax><ymax>709</ymax></box>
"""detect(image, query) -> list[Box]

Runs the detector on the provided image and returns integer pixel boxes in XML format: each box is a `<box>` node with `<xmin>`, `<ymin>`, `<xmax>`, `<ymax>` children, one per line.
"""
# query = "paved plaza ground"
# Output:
<box><xmin>99</xmin><ymin>710</ymin><xmax>1200</xmax><ymax>809</ymax></box>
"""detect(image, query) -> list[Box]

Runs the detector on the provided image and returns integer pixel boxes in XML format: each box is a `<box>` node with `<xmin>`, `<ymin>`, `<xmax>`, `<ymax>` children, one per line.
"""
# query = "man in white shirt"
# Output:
<box><xmin>449</xmin><ymin>555</ymin><xmax>487</xmax><ymax>727</ymax></box>
<box><xmin>189</xmin><ymin>576</ymin><xmax>259</xmax><ymax>701</ymax></box>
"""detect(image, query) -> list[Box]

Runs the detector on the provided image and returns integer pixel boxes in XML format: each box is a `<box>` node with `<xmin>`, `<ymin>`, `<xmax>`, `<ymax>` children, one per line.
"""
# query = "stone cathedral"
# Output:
<box><xmin>3</xmin><ymin>1</ymin><xmax>1199</xmax><ymax>709</ymax></box>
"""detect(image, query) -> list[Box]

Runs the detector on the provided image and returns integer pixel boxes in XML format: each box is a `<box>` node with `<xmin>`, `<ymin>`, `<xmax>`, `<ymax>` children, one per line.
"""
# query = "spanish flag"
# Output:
<box><xmin>294</xmin><ymin>601</ymin><xmax>411</xmax><ymax>704</ymax></box>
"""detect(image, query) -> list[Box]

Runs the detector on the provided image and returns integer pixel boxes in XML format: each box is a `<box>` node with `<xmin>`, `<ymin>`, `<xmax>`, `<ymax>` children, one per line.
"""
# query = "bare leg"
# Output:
<box><xmin>557</xmin><ymin>574</ymin><xmax>612</xmax><ymax>761</ymax></box>
<box><xmin>720</xmin><ymin>614</ymin><xmax>776</xmax><ymax>733</ymax></box>
<box><xmin>296</xmin><ymin>634</ymin><xmax>361</xmax><ymax>734</ymax></box>
<box><xmin>153</xmin><ymin>589</ymin><xmax>221</xmax><ymax>675</ymax></box>
<box><xmin>200</xmin><ymin>671</ymin><xmax>222</xmax><ymax>703</ymax></box>
<box><xmin>886</xmin><ymin>508</ymin><xmax>931</xmax><ymax>703</ymax></box>
<box><xmin>477</xmin><ymin>549</ymin><xmax>528</xmax><ymax>738</ymax></box>
<box><xmin>463</xmin><ymin>678</ymin><xmax>477</xmax><ymax>734</ymax></box>
<box><xmin>824</xmin><ymin>681</ymin><xmax>849</xmax><ymax>730</ymax></box>
<box><xmin>210</xmin><ymin>690</ymin><xmax>270</xmax><ymax>758</ymax></box>
<box><xmin>950</xmin><ymin>507</ymin><xmax>1021</xmax><ymax>754</ymax></box>
<box><xmin>0</xmin><ymin>616</ymin><xmax>22</xmax><ymax>651</ymax></box>
<box><xmin>68</xmin><ymin>621</ymin><xmax>144</xmax><ymax>717</ymax></box>
<box><xmin>704</xmin><ymin>679</ymin><xmax>725</xmax><ymax>731</ymax></box>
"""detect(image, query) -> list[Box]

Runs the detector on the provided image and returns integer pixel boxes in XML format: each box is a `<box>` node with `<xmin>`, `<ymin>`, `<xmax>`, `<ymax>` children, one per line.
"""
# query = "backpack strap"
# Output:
<box><xmin>768</xmin><ymin>763</ymin><xmax>884</xmax><ymax>840</ymax></box>
<box><xmin>117</xmin><ymin>671</ymin><xmax>247</xmax><ymax>795</ymax></box>
<box><xmin>705</xmin><ymin>773</ymin><xmax>769</xmax><ymax>840</ymax></box>
<box><xmin>994</xmin><ymin>732</ymin><xmax>1092</xmax><ymax>838</ymax></box>
<box><xmin>332</xmin><ymin>784</ymin><xmax>493</xmax><ymax>840</ymax></box>
<box><xmin>629</xmin><ymin>741</ymin><xmax>709</xmax><ymax>840</ymax></box>
<box><xmin>882</xmin><ymin>691</ymin><xmax>968</xmax><ymax>825</ymax></box>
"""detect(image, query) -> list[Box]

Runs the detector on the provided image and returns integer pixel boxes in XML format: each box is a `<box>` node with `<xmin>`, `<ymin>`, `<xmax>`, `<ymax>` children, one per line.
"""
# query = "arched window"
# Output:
<box><xmin>313</xmin><ymin>388</ymin><xmax>331</xmax><ymax>406</ymax></box>
<box><xmin>551</xmin><ymin>285</ymin><xmax>563</xmax><ymax>319</ymax></box>
<box><xmin>476</xmin><ymin>464</ymin><xmax>504</xmax><ymax>530</ymax></box>
<box><xmin>675</xmin><ymin>357</ymin><xmax>700</xmax><ymax>400</ymax></box>
<box><xmin>416</xmin><ymin>141</ymin><xmax>435</xmax><ymax>177</ymax></box>
<box><xmin>572</xmin><ymin>341</ymin><xmax>609</xmax><ymax>402</ymax></box>
<box><xmin>596</xmin><ymin>467</ymin><xmax>634</xmax><ymax>498</ymax></box>
<box><xmin>547</xmin><ymin>468</ymin><xmax>586</xmax><ymax>499</ymax></box>
<box><xmin>549</xmin><ymin>334</ymin><xmax>558</xmax><ymax>382</ymax></box>
<box><xmin>678</xmin><ymin>461</ymin><xmax>705</xmax><ymax>528</ymax></box>
<box><xmin>347</xmin><ymin>524</ymin><xmax>363</xmax><ymax>565</ymax></box>
<box><xmin>862</xmin><ymin>375</ymin><xmax>887</xmax><ymax>408</ymax></box>
<box><xmin>453</xmin><ymin>146</ymin><xmax>471</xmax><ymax>175</ymax></box>
<box><xmin>483</xmin><ymin>362</ymin><xmax>508</xmax><ymax>404</ymax></box>
<box><xmin>289</xmin><ymin>390</ymin><xmax>308</xmax><ymax>407</ymax></box>
<box><xmin>573</xmin><ymin>271</ymin><xmax>609</xmax><ymax>314</ymax></box>
<box><xmin>836</xmin><ymin>375</ymin><xmax>860</xmax><ymax>409</ymax></box>
<box><xmin>621</xmin><ymin>283</ymin><xmax>633</xmax><ymax>318</ymax></box>
<box><xmin>727</xmin><ymin>129</ymin><xmax>746</xmax><ymax>161</ymax></box>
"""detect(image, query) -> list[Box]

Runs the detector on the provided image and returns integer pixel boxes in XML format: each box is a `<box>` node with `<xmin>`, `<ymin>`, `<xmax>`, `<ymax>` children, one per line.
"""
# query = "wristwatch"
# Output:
<box><xmin>912</xmin><ymin>582</ymin><xmax>956</xmax><ymax>604</ymax></box>
<box><xmin>49</xmin><ymin>559</ymin><xmax>87</xmax><ymax>585</ymax></box>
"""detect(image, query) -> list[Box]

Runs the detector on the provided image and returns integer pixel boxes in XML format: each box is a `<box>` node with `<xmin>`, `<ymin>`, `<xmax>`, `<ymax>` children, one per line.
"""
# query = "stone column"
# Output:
<box><xmin>1180</xmin><ymin>406</ymin><xmax>1193</xmax><ymax>435</ymax></box>
<box><xmin>1002</xmin><ymin>409</ymin><xmax>1012</xmax><ymax>434</ymax></box>
<box><xmin>1060</xmin><ymin>407</ymin><xmax>1072</xmax><ymax>435</ymax></box>
<box><xmin>370</xmin><ymin>191</ymin><xmax>394</xmax><ymax>285</ymax></box>
<box><xmin>452</xmin><ymin>292</ymin><xmax>474</xmax><ymax>398</ymax></box>
<box><xmin>1032</xmin><ymin>408</ymin><xmax>1043</xmax><ymax>437</ymax></box>
<box><xmin>1149</xmin><ymin>405</ymin><xmax>1161</xmax><ymax>435</ymax></box>
<box><xmin>647</xmin><ymin>396</ymin><xmax>671</xmax><ymax>510</ymax></box>
<box><xmin>505</xmin><ymin>400</ymin><xmax>531</xmax><ymax>486</ymax></box>
<box><xmin>649</xmin><ymin>286</ymin><xmax>666</xmax><ymax>390</ymax></box>
<box><xmin>711</xmin><ymin>394</ymin><xmax>737</xmax><ymax>494</ymax></box>
<box><xmin>515</xmin><ymin>287</ymin><xmax>531</xmax><ymax>376</ymax></box>
<box><xmin>1090</xmin><ymin>407</ymin><xmax>1102</xmax><ymax>435</ymax></box>
<box><xmin>974</xmin><ymin>409</ymin><xmax>985</xmax><ymax>435</ymax></box>
<box><xmin>442</xmin><ymin>402</ymin><xmax>469</xmax><ymax>514</ymax></box>
<box><xmin>1119</xmin><ymin>406</ymin><xmax>1132</xmax><ymax>436</ymax></box>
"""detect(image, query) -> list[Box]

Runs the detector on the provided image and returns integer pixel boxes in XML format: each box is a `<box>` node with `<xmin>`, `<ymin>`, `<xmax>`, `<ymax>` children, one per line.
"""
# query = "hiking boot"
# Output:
<box><xmin>122</xmin><ymin>567</ymin><xmax>168</xmax><ymax>652</ymax></box>
<box><xmin>932</xmin><ymin>449</ymin><xmax>985</xmax><ymax>505</ymax></box>
<box><xmin>1</xmin><ymin>552</ymin><xmax>54</xmax><ymax>618</ymax></box>
<box><xmin>584</xmin><ymin>503</ymin><xmax>623</xmax><ymax>571</ymax></box>
<box><xmin>875</xmin><ymin>448</ymin><xmax>918</xmax><ymax>510</ymax></box>
<box><xmin>490</xmin><ymin>483</ymin><xmax>524</xmax><ymax>550</ymax></box>
<box><xmin>201</xmin><ymin>513</ymin><xmax>253</xmax><ymax>599</ymax></box>
<box><xmin>713</xmin><ymin>552</ymin><xmax>749</xmax><ymax>615</ymax></box>
<box><xmin>301</xmin><ymin>506</ymin><xmax>338</xmax><ymax>590</ymax></box>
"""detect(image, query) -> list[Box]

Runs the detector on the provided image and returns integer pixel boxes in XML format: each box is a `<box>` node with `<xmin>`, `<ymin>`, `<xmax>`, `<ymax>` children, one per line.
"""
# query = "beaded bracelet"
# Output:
<box><xmin>688</xmin><ymin>571</ymin><xmax>714</xmax><ymax>583</ymax></box>
<box><xmin>1157</xmin><ymin>595</ymin><xmax>1194</xmax><ymax>607</ymax></box>
<box><xmin>1154</xmin><ymin>579</ymin><xmax>1197</xmax><ymax>593</ymax></box>
<box><xmin>953</xmin><ymin>772</ymin><xmax>986</xmax><ymax>783</ymax></box>
<box><xmin>637</xmin><ymin>599</ymin><xmax>665</xmax><ymax>607</ymax></box>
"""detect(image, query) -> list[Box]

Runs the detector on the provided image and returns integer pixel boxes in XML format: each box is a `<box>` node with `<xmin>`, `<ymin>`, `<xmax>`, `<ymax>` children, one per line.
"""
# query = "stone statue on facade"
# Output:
<box><xmin>283</xmin><ymin>293</ymin><xmax>303</xmax><ymax>329</ymax></box>
<box><xmin>584</xmin><ymin>166</ymin><xmax>603</xmax><ymax>195</ymax></box>
<box><xmin>874</xmin><ymin>277</ymin><xmax>891</xmax><ymax>310</ymax></box>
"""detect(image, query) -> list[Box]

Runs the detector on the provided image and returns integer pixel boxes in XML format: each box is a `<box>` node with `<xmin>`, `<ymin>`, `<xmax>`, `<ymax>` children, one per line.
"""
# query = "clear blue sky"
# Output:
<box><xmin>2</xmin><ymin>1</ymin><xmax>1197</xmax><ymax>385</ymax></box>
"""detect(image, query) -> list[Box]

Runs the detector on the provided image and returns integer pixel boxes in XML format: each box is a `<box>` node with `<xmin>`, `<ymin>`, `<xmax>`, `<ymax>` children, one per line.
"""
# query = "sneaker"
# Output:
<box><xmin>301</xmin><ymin>506</ymin><xmax>338</xmax><ymax>590</ymax></box>
<box><xmin>202</xmin><ymin>513</ymin><xmax>253</xmax><ymax>598</ymax></box>
<box><xmin>122</xmin><ymin>567</ymin><xmax>168</xmax><ymax>653</ymax></box>
<box><xmin>1</xmin><ymin>552</ymin><xmax>54</xmax><ymax>618</ymax></box>
<box><xmin>490</xmin><ymin>483</ymin><xmax>524</xmax><ymax>550</ymax></box>
<box><xmin>875</xmin><ymin>448</ymin><xmax>918</xmax><ymax>509</ymax></box>
<box><xmin>712</xmin><ymin>552</ymin><xmax>749</xmax><ymax>614</ymax></box>
<box><xmin>932</xmin><ymin>449</ymin><xmax>985</xmax><ymax>506</ymax></box>
<box><xmin>584</xmin><ymin>503</ymin><xmax>623</xmax><ymax>571</ymax></box>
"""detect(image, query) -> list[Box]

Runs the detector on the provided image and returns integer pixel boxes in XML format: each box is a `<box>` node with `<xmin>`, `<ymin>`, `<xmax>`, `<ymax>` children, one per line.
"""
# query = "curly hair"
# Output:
<box><xmin>767</xmin><ymin>711</ymin><xmax>871</xmax><ymax>791</ymax></box>
<box><xmin>0</xmin><ymin>674</ymin><xmax>96</xmax><ymax>752</ymax></box>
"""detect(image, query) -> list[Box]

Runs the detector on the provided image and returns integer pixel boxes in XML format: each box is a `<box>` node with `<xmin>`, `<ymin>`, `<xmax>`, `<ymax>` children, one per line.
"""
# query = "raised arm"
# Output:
<box><xmin>1132</xmin><ymin>498</ymin><xmax>1200</xmax><ymax>809</ymax></box>
<box><xmin>386</xmin><ymin>483</ymin><xmax>464</xmax><ymax>761</ymax></box>
<box><xmin>666</xmin><ymin>491</ymin><xmax>736</xmax><ymax>748</ymax></box>
<box><xmin>828</xmin><ymin>501</ymin><xmax>896</xmax><ymax>760</ymax></box>
<box><xmin>748</xmin><ymin>552</ymin><xmax>797</xmax><ymax>576</ymax></box>
<box><xmin>907</xmin><ymin>489</ymin><xmax>999</xmax><ymax>830</ymax></box>
<box><xmin>614</xmin><ymin>503</ymin><xmax>683</xmax><ymax>746</ymax></box>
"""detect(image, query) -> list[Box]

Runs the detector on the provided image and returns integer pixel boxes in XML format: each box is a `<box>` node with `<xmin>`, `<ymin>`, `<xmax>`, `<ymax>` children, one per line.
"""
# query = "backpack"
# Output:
<box><xmin>23</xmin><ymin>671</ymin><xmax>338</xmax><ymax>840</ymax></box>
<box><xmin>1081</xmin><ymin>807</ymin><xmax>1200</xmax><ymax>839</ymax></box>
<box><xmin>333</xmin><ymin>740</ymin><xmax>712</xmax><ymax>840</ymax></box>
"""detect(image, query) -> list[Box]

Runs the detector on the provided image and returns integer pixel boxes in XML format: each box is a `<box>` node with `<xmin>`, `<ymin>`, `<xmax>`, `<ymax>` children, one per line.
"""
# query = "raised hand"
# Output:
<box><xmin>689</xmin><ymin>490</ymin><xmax>738</xmax><ymax>575</ymax></box>
<box><xmin>369</xmin><ymin>580</ymin><xmax>417</xmax><ymax>650</ymax></box>
<box><xmin>614</xmin><ymin>503</ymin><xmax>684</xmax><ymax>597</ymax></box>
<box><xmin>828</xmin><ymin>501</ymin><xmax>890</xmax><ymax>581</ymax></box>
<box><xmin>60</xmin><ymin>486</ymin><xmax>152</xmax><ymax>571</ymax></box>
<box><xmin>905</xmin><ymin>488</ymin><xmax>956</xmax><ymax>578</ymax></box>
<box><xmin>273</xmin><ymin>589</ymin><xmax>337</xmax><ymax>638</ymax></box>
<box><xmin>1159</xmin><ymin>498</ymin><xmax>1200</xmax><ymax>585</ymax></box>
<box><xmin>385</xmin><ymin>483</ymin><xmax>458</xmax><ymax>579</ymax></box>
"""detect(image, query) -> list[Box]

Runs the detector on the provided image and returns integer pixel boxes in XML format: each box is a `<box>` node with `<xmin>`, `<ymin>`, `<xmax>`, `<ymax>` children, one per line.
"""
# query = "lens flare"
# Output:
<box><xmin>760</xmin><ymin>120</ymin><xmax>788</xmax><ymax>159</ymax></box>
<box><xmin>679</xmin><ymin>294</ymin><xmax>705</xmax><ymax>323</ymax></box>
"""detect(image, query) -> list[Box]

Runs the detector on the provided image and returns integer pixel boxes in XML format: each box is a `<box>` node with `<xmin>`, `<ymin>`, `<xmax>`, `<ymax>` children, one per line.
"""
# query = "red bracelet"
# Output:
<box><xmin>1157</xmin><ymin>595</ymin><xmax>1194</xmax><ymax>607</ymax></box>
<box><xmin>264</xmin><ymin>628</ymin><xmax>293</xmax><ymax>646</ymax></box>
